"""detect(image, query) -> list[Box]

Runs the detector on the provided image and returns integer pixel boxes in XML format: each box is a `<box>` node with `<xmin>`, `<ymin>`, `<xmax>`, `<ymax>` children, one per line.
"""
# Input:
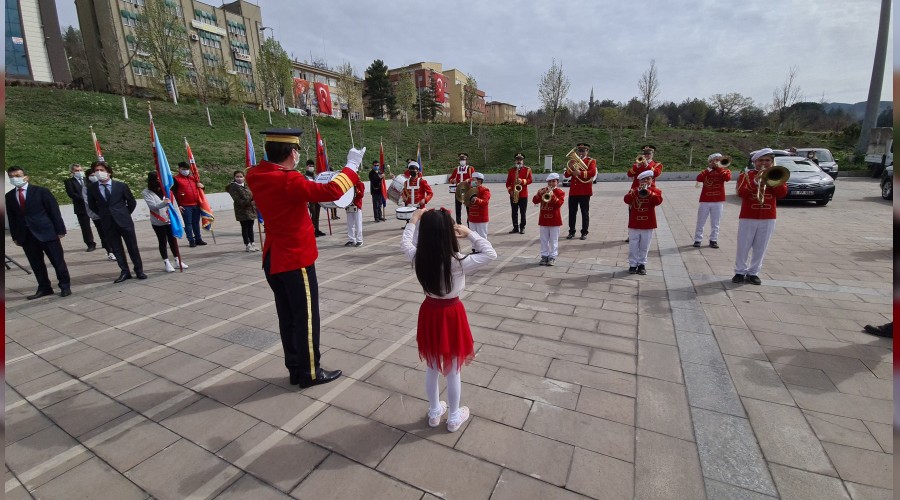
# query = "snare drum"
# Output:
<box><xmin>315</xmin><ymin>171</ymin><xmax>354</xmax><ymax>209</ymax></box>
<box><xmin>387</xmin><ymin>173</ymin><xmax>409</xmax><ymax>205</ymax></box>
<box><xmin>449</xmin><ymin>184</ymin><xmax>457</xmax><ymax>194</ymax></box>
<box><xmin>395</xmin><ymin>206</ymin><xmax>416</xmax><ymax>220</ymax></box>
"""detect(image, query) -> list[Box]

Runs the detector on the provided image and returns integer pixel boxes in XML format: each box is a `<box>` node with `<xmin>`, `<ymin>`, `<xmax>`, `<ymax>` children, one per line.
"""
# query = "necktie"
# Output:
<box><xmin>103</xmin><ymin>183</ymin><xmax>111</xmax><ymax>200</ymax></box>
<box><xmin>18</xmin><ymin>188</ymin><xmax>25</xmax><ymax>209</ymax></box>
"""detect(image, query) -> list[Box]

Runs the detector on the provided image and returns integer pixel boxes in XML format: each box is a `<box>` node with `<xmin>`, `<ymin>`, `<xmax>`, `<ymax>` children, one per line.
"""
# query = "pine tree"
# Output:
<box><xmin>364</xmin><ymin>59</ymin><xmax>394</xmax><ymax>119</ymax></box>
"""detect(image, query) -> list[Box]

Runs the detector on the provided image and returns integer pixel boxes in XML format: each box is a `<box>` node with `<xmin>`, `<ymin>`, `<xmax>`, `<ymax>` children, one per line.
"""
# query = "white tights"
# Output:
<box><xmin>425</xmin><ymin>359</ymin><xmax>461</xmax><ymax>419</ymax></box>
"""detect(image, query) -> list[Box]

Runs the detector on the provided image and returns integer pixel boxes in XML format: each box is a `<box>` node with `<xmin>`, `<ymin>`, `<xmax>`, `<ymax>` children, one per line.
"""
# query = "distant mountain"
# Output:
<box><xmin>822</xmin><ymin>101</ymin><xmax>892</xmax><ymax>120</ymax></box>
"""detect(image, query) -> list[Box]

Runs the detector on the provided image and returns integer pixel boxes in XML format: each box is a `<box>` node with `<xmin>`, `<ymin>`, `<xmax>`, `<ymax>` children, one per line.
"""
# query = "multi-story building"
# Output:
<box><xmin>442</xmin><ymin>68</ymin><xmax>484</xmax><ymax>124</ymax></box>
<box><xmin>290</xmin><ymin>61</ymin><xmax>363</xmax><ymax>120</ymax></box>
<box><xmin>75</xmin><ymin>0</ymin><xmax>262</xmax><ymax>100</ymax></box>
<box><xmin>387</xmin><ymin>62</ymin><xmax>451</xmax><ymax>119</ymax></box>
<box><xmin>485</xmin><ymin>101</ymin><xmax>519</xmax><ymax>124</ymax></box>
<box><xmin>5</xmin><ymin>0</ymin><xmax>71</xmax><ymax>83</ymax></box>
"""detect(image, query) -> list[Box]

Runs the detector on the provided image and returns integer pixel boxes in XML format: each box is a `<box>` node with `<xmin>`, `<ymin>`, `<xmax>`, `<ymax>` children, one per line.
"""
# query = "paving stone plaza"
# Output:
<box><xmin>5</xmin><ymin>177</ymin><xmax>894</xmax><ymax>499</ymax></box>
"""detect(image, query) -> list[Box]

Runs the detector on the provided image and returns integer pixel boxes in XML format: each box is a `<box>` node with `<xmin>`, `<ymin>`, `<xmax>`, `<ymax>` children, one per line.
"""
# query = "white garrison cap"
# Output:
<box><xmin>546</xmin><ymin>173</ymin><xmax>560</xmax><ymax>181</ymax></box>
<box><xmin>472</xmin><ymin>172</ymin><xmax>485</xmax><ymax>180</ymax></box>
<box><xmin>751</xmin><ymin>148</ymin><xmax>774</xmax><ymax>162</ymax></box>
<box><xmin>407</xmin><ymin>161</ymin><xmax>420</xmax><ymax>170</ymax></box>
<box><xmin>637</xmin><ymin>170</ymin><xmax>654</xmax><ymax>180</ymax></box>
<box><xmin>708</xmin><ymin>153</ymin><xmax>723</xmax><ymax>162</ymax></box>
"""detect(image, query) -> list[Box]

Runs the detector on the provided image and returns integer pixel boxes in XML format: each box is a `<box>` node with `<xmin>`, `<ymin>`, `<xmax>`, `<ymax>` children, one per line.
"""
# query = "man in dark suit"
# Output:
<box><xmin>86</xmin><ymin>161</ymin><xmax>147</xmax><ymax>283</ymax></box>
<box><xmin>6</xmin><ymin>166</ymin><xmax>72</xmax><ymax>298</ymax></box>
<box><xmin>63</xmin><ymin>163</ymin><xmax>96</xmax><ymax>252</ymax></box>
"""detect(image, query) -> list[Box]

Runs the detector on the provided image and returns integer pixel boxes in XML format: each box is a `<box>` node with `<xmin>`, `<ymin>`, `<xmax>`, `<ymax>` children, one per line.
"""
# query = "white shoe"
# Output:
<box><xmin>107</xmin><ymin>252</ymin><xmax>117</xmax><ymax>261</ymax></box>
<box><xmin>447</xmin><ymin>406</ymin><xmax>470</xmax><ymax>432</ymax></box>
<box><xmin>245</xmin><ymin>243</ymin><xmax>252</xmax><ymax>252</ymax></box>
<box><xmin>175</xmin><ymin>257</ymin><xmax>188</xmax><ymax>269</ymax></box>
<box><xmin>164</xmin><ymin>259</ymin><xmax>176</xmax><ymax>273</ymax></box>
<box><xmin>252</xmin><ymin>242</ymin><xmax>261</xmax><ymax>252</ymax></box>
<box><xmin>428</xmin><ymin>401</ymin><xmax>448</xmax><ymax>428</ymax></box>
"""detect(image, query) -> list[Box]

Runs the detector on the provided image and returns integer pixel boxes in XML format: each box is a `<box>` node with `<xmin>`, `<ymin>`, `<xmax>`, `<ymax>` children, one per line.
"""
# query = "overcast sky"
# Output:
<box><xmin>55</xmin><ymin>0</ymin><xmax>893</xmax><ymax>111</ymax></box>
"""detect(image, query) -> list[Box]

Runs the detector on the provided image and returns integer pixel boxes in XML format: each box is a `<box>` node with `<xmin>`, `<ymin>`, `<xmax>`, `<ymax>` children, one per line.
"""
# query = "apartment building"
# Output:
<box><xmin>6</xmin><ymin>0</ymin><xmax>71</xmax><ymax>83</ymax></box>
<box><xmin>290</xmin><ymin>60</ymin><xmax>363</xmax><ymax>120</ymax></box>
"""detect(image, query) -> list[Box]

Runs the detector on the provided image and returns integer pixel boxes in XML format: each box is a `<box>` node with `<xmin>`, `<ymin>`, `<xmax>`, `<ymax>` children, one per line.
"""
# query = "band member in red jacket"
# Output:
<box><xmin>564</xmin><ymin>142</ymin><xmax>598</xmax><ymax>240</ymax></box>
<box><xmin>402</xmin><ymin>162</ymin><xmax>433</xmax><ymax>208</ymax></box>
<box><xmin>466</xmin><ymin>172</ymin><xmax>490</xmax><ymax>242</ymax></box>
<box><xmin>693</xmin><ymin>153</ymin><xmax>733</xmax><ymax>248</ymax></box>
<box><xmin>624</xmin><ymin>170</ymin><xmax>663</xmax><ymax>275</ymax></box>
<box><xmin>345</xmin><ymin>178</ymin><xmax>365</xmax><ymax>247</ymax></box>
<box><xmin>627</xmin><ymin>144</ymin><xmax>663</xmax><ymax>189</ymax></box>
<box><xmin>245</xmin><ymin>129</ymin><xmax>363</xmax><ymax>388</ymax></box>
<box><xmin>533</xmin><ymin>173</ymin><xmax>565</xmax><ymax>266</ymax></box>
<box><xmin>732</xmin><ymin>148</ymin><xmax>788</xmax><ymax>285</ymax></box>
<box><xmin>449</xmin><ymin>152</ymin><xmax>476</xmax><ymax>225</ymax></box>
<box><xmin>506</xmin><ymin>153</ymin><xmax>533</xmax><ymax>234</ymax></box>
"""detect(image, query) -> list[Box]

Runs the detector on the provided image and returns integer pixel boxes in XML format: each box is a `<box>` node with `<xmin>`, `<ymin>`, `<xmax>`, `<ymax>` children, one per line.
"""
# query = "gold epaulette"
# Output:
<box><xmin>332</xmin><ymin>172</ymin><xmax>353</xmax><ymax>192</ymax></box>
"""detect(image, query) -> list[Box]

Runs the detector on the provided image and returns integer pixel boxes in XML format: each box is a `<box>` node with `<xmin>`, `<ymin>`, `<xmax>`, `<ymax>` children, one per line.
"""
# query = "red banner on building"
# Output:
<box><xmin>314</xmin><ymin>83</ymin><xmax>333</xmax><ymax>115</ymax></box>
<box><xmin>433</xmin><ymin>73</ymin><xmax>446</xmax><ymax>103</ymax></box>
<box><xmin>293</xmin><ymin>78</ymin><xmax>309</xmax><ymax>100</ymax></box>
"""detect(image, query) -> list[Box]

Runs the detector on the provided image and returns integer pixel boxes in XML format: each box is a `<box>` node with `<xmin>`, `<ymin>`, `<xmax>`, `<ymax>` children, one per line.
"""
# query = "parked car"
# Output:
<box><xmin>880</xmin><ymin>164</ymin><xmax>893</xmax><ymax>200</ymax></box>
<box><xmin>774</xmin><ymin>156</ymin><xmax>836</xmax><ymax>206</ymax></box>
<box><xmin>796</xmin><ymin>148</ymin><xmax>839</xmax><ymax>179</ymax></box>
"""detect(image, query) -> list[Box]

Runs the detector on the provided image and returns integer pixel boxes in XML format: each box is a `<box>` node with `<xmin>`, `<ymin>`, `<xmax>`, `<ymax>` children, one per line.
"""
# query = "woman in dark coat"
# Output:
<box><xmin>226</xmin><ymin>170</ymin><xmax>259</xmax><ymax>252</ymax></box>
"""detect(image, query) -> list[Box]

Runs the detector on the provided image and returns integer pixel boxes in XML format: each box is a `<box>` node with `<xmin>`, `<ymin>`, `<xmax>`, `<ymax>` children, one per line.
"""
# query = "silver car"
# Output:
<box><xmin>796</xmin><ymin>148</ymin><xmax>839</xmax><ymax>179</ymax></box>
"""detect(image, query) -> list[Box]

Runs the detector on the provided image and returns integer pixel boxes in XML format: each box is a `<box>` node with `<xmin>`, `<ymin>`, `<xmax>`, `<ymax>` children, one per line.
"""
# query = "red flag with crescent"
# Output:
<box><xmin>314</xmin><ymin>83</ymin><xmax>333</xmax><ymax>115</ymax></box>
<box><xmin>434</xmin><ymin>74</ymin><xmax>446</xmax><ymax>103</ymax></box>
<box><xmin>315</xmin><ymin>127</ymin><xmax>328</xmax><ymax>174</ymax></box>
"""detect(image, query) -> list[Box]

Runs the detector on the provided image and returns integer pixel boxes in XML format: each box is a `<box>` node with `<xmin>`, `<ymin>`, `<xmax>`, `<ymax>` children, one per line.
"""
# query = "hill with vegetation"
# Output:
<box><xmin>6</xmin><ymin>86</ymin><xmax>865</xmax><ymax>203</ymax></box>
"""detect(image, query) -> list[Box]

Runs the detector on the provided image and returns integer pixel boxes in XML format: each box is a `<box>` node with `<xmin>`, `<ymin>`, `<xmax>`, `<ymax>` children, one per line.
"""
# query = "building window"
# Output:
<box><xmin>227</xmin><ymin>21</ymin><xmax>246</xmax><ymax>37</ymax></box>
<box><xmin>122</xmin><ymin>0</ymin><xmax>145</xmax><ymax>6</ymax></box>
<box><xmin>234</xmin><ymin>59</ymin><xmax>252</xmax><ymax>75</ymax></box>
<box><xmin>5</xmin><ymin>0</ymin><xmax>31</xmax><ymax>79</ymax></box>
<box><xmin>193</xmin><ymin>8</ymin><xmax>217</xmax><ymax>26</ymax></box>
<box><xmin>133</xmin><ymin>60</ymin><xmax>154</xmax><ymax>76</ymax></box>
<box><xmin>120</xmin><ymin>9</ymin><xmax>139</xmax><ymax>27</ymax></box>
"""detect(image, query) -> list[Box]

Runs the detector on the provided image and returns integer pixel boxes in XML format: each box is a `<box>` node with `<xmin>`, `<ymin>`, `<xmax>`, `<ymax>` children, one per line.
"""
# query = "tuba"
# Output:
<box><xmin>755</xmin><ymin>165</ymin><xmax>790</xmax><ymax>203</ymax></box>
<box><xmin>565</xmin><ymin>148</ymin><xmax>589</xmax><ymax>175</ymax></box>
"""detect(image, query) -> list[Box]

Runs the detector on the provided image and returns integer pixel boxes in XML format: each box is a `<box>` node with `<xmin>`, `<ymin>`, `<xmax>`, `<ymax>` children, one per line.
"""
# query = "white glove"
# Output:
<box><xmin>345</xmin><ymin>147</ymin><xmax>366</xmax><ymax>172</ymax></box>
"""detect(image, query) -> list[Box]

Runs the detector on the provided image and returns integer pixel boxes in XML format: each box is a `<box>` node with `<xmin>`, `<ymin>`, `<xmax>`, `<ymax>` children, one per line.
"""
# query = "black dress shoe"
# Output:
<box><xmin>315</xmin><ymin>231</ymin><xmax>327</xmax><ymax>237</ymax></box>
<box><xmin>27</xmin><ymin>289</ymin><xmax>54</xmax><ymax>300</ymax></box>
<box><xmin>628</xmin><ymin>267</ymin><xmax>637</xmax><ymax>274</ymax></box>
<box><xmin>508</xmin><ymin>228</ymin><xmax>519</xmax><ymax>234</ymax></box>
<box><xmin>380</xmin><ymin>218</ymin><xmax>387</xmax><ymax>221</ymax></box>
<box><xmin>731</xmin><ymin>274</ymin><xmax>745</xmax><ymax>283</ymax></box>
<box><xmin>344</xmin><ymin>241</ymin><xmax>354</xmax><ymax>247</ymax></box>
<box><xmin>579</xmin><ymin>235</ymin><xmax>587</xmax><ymax>240</ymax></box>
<box><xmin>692</xmin><ymin>241</ymin><xmax>701</xmax><ymax>248</ymax></box>
<box><xmin>114</xmin><ymin>272</ymin><xmax>132</xmax><ymax>283</ymax></box>
<box><xmin>746</xmin><ymin>275</ymin><xmax>762</xmax><ymax>285</ymax></box>
<box><xmin>59</xmin><ymin>288</ymin><xmax>72</xmax><ymax>297</ymax></box>
<box><xmin>195</xmin><ymin>240</ymin><xmax>208</xmax><ymax>246</ymax></box>
<box><xmin>638</xmin><ymin>264</ymin><xmax>647</xmax><ymax>275</ymax></box>
<box><xmin>86</xmin><ymin>244</ymin><xmax>96</xmax><ymax>252</ymax></box>
<box><xmin>189</xmin><ymin>242</ymin><xmax>197</xmax><ymax>248</ymax></box>
<box><xmin>518</xmin><ymin>228</ymin><xmax>525</xmax><ymax>234</ymax></box>
<box><xmin>136</xmin><ymin>272</ymin><xmax>148</xmax><ymax>280</ymax></box>
<box><xmin>296</xmin><ymin>369</ymin><xmax>342</xmax><ymax>388</ymax></box>
<box><xmin>863</xmin><ymin>322</ymin><xmax>893</xmax><ymax>338</ymax></box>
<box><xmin>566</xmin><ymin>233</ymin><xmax>575</xmax><ymax>239</ymax></box>
<box><xmin>709</xmin><ymin>241</ymin><xmax>719</xmax><ymax>249</ymax></box>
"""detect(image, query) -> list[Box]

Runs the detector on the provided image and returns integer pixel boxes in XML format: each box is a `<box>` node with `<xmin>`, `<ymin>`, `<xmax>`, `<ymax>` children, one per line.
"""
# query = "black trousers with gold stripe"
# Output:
<box><xmin>264</xmin><ymin>254</ymin><xmax>321</xmax><ymax>380</ymax></box>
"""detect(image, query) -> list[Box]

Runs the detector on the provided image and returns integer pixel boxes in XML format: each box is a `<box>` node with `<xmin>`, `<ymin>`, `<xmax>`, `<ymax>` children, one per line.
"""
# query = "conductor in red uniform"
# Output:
<box><xmin>246</xmin><ymin>129</ymin><xmax>364</xmax><ymax>388</ymax></box>
<box><xmin>564</xmin><ymin>142</ymin><xmax>598</xmax><ymax>240</ymax></box>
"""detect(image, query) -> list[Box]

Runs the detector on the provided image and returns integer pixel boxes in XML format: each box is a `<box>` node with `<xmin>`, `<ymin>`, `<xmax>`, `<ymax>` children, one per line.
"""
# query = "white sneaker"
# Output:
<box><xmin>164</xmin><ymin>259</ymin><xmax>176</xmax><ymax>272</ymax></box>
<box><xmin>175</xmin><ymin>257</ymin><xmax>189</xmax><ymax>269</ymax></box>
<box><xmin>447</xmin><ymin>406</ymin><xmax>470</xmax><ymax>432</ymax></box>
<box><xmin>427</xmin><ymin>401</ymin><xmax>448</xmax><ymax>428</ymax></box>
<box><xmin>252</xmin><ymin>242</ymin><xmax>261</xmax><ymax>252</ymax></box>
<box><xmin>245</xmin><ymin>243</ymin><xmax>252</xmax><ymax>252</ymax></box>
<box><xmin>107</xmin><ymin>252</ymin><xmax>117</xmax><ymax>261</ymax></box>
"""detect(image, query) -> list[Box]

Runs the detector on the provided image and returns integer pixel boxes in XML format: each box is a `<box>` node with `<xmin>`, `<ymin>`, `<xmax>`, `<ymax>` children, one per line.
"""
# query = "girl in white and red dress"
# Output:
<box><xmin>400</xmin><ymin>207</ymin><xmax>497</xmax><ymax>432</ymax></box>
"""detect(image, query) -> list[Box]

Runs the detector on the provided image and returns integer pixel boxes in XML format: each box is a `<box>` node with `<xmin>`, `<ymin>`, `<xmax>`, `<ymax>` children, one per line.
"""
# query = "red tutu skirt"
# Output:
<box><xmin>416</xmin><ymin>296</ymin><xmax>475</xmax><ymax>375</ymax></box>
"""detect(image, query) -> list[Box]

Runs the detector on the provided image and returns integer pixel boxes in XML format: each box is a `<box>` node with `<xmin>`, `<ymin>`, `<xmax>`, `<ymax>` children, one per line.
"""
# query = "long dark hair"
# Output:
<box><xmin>147</xmin><ymin>171</ymin><xmax>163</xmax><ymax>197</ymax></box>
<box><xmin>414</xmin><ymin>209</ymin><xmax>464</xmax><ymax>296</ymax></box>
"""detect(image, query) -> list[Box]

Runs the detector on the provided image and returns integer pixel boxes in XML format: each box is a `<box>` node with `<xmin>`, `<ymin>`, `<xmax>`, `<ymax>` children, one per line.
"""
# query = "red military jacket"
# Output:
<box><xmin>246</xmin><ymin>160</ymin><xmax>359</xmax><ymax>274</ymax></box>
<box><xmin>697</xmin><ymin>167</ymin><xmax>733</xmax><ymax>202</ymax></box>
<box><xmin>628</xmin><ymin>160</ymin><xmax>663</xmax><ymax>189</ymax></box>
<box><xmin>564</xmin><ymin>156</ymin><xmax>598</xmax><ymax>196</ymax></box>
<box><xmin>532</xmin><ymin>187</ymin><xmax>565</xmax><ymax>226</ymax></box>
<box><xmin>506</xmin><ymin>166</ymin><xmax>533</xmax><ymax>199</ymax></box>
<box><xmin>449</xmin><ymin>165</ymin><xmax>475</xmax><ymax>184</ymax></box>
<box><xmin>467</xmin><ymin>185</ymin><xmax>491</xmax><ymax>223</ymax></box>
<box><xmin>624</xmin><ymin>187</ymin><xmax>663</xmax><ymax>230</ymax></box>
<box><xmin>736</xmin><ymin>170</ymin><xmax>788</xmax><ymax>220</ymax></box>
<box><xmin>351</xmin><ymin>180</ymin><xmax>365</xmax><ymax>209</ymax></box>
<box><xmin>401</xmin><ymin>175</ymin><xmax>433</xmax><ymax>207</ymax></box>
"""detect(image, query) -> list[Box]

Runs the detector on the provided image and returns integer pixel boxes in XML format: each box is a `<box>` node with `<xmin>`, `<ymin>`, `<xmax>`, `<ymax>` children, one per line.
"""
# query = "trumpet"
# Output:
<box><xmin>565</xmin><ymin>148</ymin><xmax>589</xmax><ymax>175</ymax></box>
<box><xmin>717</xmin><ymin>155</ymin><xmax>732</xmax><ymax>168</ymax></box>
<box><xmin>541</xmin><ymin>188</ymin><xmax>553</xmax><ymax>203</ymax></box>
<box><xmin>638</xmin><ymin>187</ymin><xmax>650</xmax><ymax>198</ymax></box>
<box><xmin>635</xmin><ymin>154</ymin><xmax>646</xmax><ymax>165</ymax></box>
<box><xmin>754</xmin><ymin>165</ymin><xmax>790</xmax><ymax>203</ymax></box>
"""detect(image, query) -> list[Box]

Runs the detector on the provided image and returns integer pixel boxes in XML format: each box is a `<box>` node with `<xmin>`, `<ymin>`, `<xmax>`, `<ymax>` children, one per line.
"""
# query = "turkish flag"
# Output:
<box><xmin>314</xmin><ymin>83</ymin><xmax>333</xmax><ymax>115</ymax></box>
<box><xmin>293</xmin><ymin>78</ymin><xmax>309</xmax><ymax>101</ymax></box>
<box><xmin>315</xmin><ymin>127</ymin><xmax>328</xmax><ymax>173</ymax></box>
<box><xmin>434</xmin><ymin>74</ymin><xmax>446</xmax><ymax>103</ymax></box>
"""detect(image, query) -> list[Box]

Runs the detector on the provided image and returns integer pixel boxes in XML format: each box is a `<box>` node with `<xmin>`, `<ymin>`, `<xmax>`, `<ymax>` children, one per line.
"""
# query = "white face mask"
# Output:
<box><xmin>73</xmin><ymin>171</ymin><xmax>85</xmax><ymax>179</ymax></box>
<box><xmin>179</xmin><ymin>169</ymin><xmax>191</xmax><ymax>176</ymax></box>
<box><xmin>95</xmin><ymin>171</ymin><xmax>109</xmax><ymax>182</ymax></box>
<box><xmin>9</xmin><ymin>177</ymin><xmax>27</xmax><ymax>188</ymax></box>
<box><xmin>516</xmin><ymin>162</ymin><xmax>523</xmax><ymax>168</ymax></box>
<box><xmin>459</xmin><ymin>160</ymin><xmax>467</xmax><ymax>167</ymax></box>
<box><xmin>292</xmin><ymin>150</ymin><xmax>301</xmax><ymax>169</ymax></box>
<box><xmin>88</xmin><ymin>174</ymin><xmax>98</xmax><ymax>183</ymax></box>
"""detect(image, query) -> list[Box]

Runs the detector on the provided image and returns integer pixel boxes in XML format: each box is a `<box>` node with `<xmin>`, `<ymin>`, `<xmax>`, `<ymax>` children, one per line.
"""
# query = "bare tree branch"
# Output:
<box><xmin>637</xmin><ymin>59</ymin><xmax>661</xmax><ymax>138</ymax></box>
<box><xmin>538</xmin><ymin>58</ymin><xmax>570</xmax><ymax>137</ymax></box>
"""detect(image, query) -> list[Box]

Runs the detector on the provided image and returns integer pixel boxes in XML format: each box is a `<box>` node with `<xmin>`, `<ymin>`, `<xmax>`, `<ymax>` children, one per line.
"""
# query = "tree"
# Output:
<box><xmin>708</xmin><ymin>92</ymin><xmax>754</xmax><ymax>127</ymax></box>
<box><xmin>538</xmin><ymin>58</ymin><xmax>570</xmax><ymax>136</ymax></box>
<box><xmin>602</xmin><ymin>108</ymin><xmax>628</xmax><ymax>164</ymax></box>
<box><xmin>133</xmin><ymin>0</ymin><xmax>190</xmax><ymax>104</ymax></box>
<box><xmin>876</xmin><ymin>106</ymin><xmax>893</xmax><ymax>127</ymax></box>
<box><xmin>771</xmin><ymin>66</ymin><xmax>802</xmax><ymax>131</ymax></box>
<box><xmin>364</xmin><ymin>59</ymin><xmax>394</xmax><ymax>119</ymax></box>
<box><xmin>336</xmin><ymin>62</ymin><xmax>363</xmax><ymax>120</ymax></box>
<box><xmin>62</xmin><ymin>26</ymin><xmax>92</xmax><ymax>90</ymax></box>
<box><xmin>464</xmin><ymin>75</ymin><xmax>478</xmax><ymax>135</ymax></box>
<box><xmin>394</xmin><ymin>72</ymin><xmax>417</xmax><ymax>127</ymax></box>
<box><xmin>257</xmin><ymin>38</ymin><xmax>292</xmax><ymax>112</ymax></box>
<box><xmin>637</xmin><ymin>59</ymin><xmax>661</xmax><ymax>138</ymax></box>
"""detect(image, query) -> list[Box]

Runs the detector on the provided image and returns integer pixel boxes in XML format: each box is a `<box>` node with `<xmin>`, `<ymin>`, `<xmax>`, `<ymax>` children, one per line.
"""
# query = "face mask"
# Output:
<box><xmin>234</xmin><ymin>178</ymin><xmax>244</xmax><ymax>184</ymax></box>
<box><xmin>306</xmin><ymin>166</ymin><xmax>315</xmax><ymax>173</ymax></box>
<box><xmin>408</xmin><ymin>170</ymin><xmax>417</xmax><ymax>177</ymax></box>
<box><xmin>179</xmin><ymin>169</ymin><xmax>191</xmax><ymax>176</ymax></box>
<box><xmin>9</xmin><ymin>177</ymin><xmax>26</xmax><ymax>188</ymax></box>
<box><xmin>459</xmin><ymin>160</ymin><xmax>467</xmax><ymax>167</ymax></box>
<box><xmin>95</xmin><ymin>171</ymin><xmax>109</xmax><ymax>182</ymax></box>
<box><xmin>88</xmin><ymin>174</ymin><xmax>98</xmax><ymax>183</ymax></box>
<box><xmin>516</xmin><ymin>162</ymin><xmax>523</xmax><ymax>167</ymax></box>
<box><xmin>292</xmin><ymin>151</ymin><xmax>301</xmax><ymax>169</ymax></box>
<box><xmin>73</xmin><ymin>171</ymin><xmax>85</xmax><ymax>179</ymax></box>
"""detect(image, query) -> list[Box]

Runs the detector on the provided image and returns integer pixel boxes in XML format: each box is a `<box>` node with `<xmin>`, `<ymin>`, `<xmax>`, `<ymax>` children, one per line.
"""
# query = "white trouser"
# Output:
<box><xmin>426</xmin><ymin>359</ymin><xmax>461</xmax><ymax>418</ymax></box>
<box><xmin>469</xmin><ymin>222</ymin><xmax>488</xmax><ymax>240</ymax></box>
<box><xmin>694</xmin><ymin>202</ymin><xmax>724</xmax><ymax>242</ymax></box>
<box><xmin>734</xmin><ymin>218</ymin><xmax>775</xmax><ymax>275</ymax></box>
<box><xmin>346</xmin><ymin>209</ymin><xmax>363</xmax><ymax>243</ymax></box>
<box><xmin>628</xmin><ymin>228</ymin><xmax>654</xmax><ymax>266</ymax></box>
<box><xmin>539</xmin><ymin>226</ymin><xmax>560</xmax><ymax>258</ymax></box>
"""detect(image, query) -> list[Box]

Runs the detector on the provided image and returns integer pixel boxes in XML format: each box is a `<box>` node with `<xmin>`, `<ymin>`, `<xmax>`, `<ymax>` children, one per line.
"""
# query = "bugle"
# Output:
<box><xmin>635</xmin><ymin>154</ymin><xmax>646</xmax><ymax>165</ymax></box>
<box><xmin>718</xmin><ymin>155</ymin><xmax>732</xmax><ymax>168</ymax></box>
<box><xmin>541</xmin><ymin>188</ymin><xmax>553</xmax><ymax>203</ymax></box>
<box><xmin>755</xmin><ymin>165</ymin><xmax>790</xmax><ymax>203</ymax></box>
